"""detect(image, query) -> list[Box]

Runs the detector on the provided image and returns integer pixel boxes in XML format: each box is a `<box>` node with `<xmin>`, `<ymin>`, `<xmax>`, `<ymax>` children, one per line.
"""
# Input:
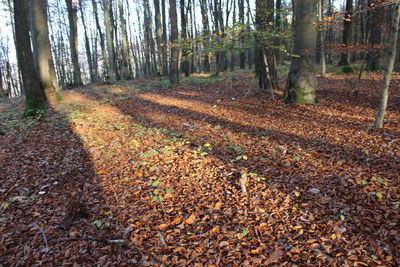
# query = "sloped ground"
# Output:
<box><xmin>0</xmin><ymin>72</ymin><xmax>399</xmax><ymax>266</ymax></box>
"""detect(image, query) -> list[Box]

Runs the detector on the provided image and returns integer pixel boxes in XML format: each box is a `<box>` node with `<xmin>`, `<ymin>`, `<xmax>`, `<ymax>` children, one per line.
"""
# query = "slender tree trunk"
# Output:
<box><xmin>238</xmin><ymin>0</ymin><xmax>246</xmax><ymax>69</ymax></box>
<box><xmin>104</xmin><ymin>0</ymin><xmax>117</xmax><ymax>82</ymax></box>
<box><xmin>319</xmin><ymin>0</ymin><xmax>326</xmax><ymax>76</ymax></box>
<box><xmin>161</xmin><ymin>0</ymin><xmax>169</xmax><ymax>75</ymax></box>
<box><xmin>14</xmin><ymin>0</ymin><xmax>46</xmax><ymax>117</ymax></box>
<box><xmin>375</xmin><ymin>1</ymin><xmax>400</xmax><ymax>128</ymax></box>
<box><xmin>285</xmin><ymin>0</ymin><xmax>318</xmax><ymax>104</ymax></box>
<box><xmin>29</xmin><ymin>0</ymin><xmax>62</xmax><ymax>101</ymax></box>
<box><xmin>170</xmin><ymin>0</ymin><xmax>180</xmax><ymax>85</ymax></box>
<box><xmin>92</xmin><ymin>0</ymin><xmax>108</xmax><ymax>79</ymax></box>
<box><xmin>155</xmin><ymin>0</ymin><xmax>163</xmax><ymax>75</ymax></box>
<box><xmin>65</xmin><ymin>0</ymin><xmax>83</xmax><ymax>85</ymax></box>
<box><xmin>118</xmin><ymin>0</ymin><xmax>131</xmax><ymax>79</ymax></box>
<box><xmin>256</xmin><ymin>0</ymin><xmax>277</xmax><ymax>94</ymax></box>
<box><xmin>79</xmin><ymin>0</ymin><xmax>96</xmax><ymax>83</ymax></box>
<box><xmin>181</xmin><ymin>0</ymin><xmax>190</xmax><ymax>77</ymax></box>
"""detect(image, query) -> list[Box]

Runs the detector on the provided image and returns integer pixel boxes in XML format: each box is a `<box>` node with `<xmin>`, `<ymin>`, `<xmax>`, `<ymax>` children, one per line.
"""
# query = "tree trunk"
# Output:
<box><xmin>285</xmin><ymin>0</ymin><xmax>318</xmax><ymax>104</ymax></box>
<box><xmin>338</xmin><ymin>0</ymin><xmax>353</xmax><ymax>67</ymax></box>
<box><xmin>79</xmin><ymin>0</ymin><xmax>96</xmax><ymax>83</ymax></box>
<box><xmin>256</xmin><ymin>0</ymin><xmax>277</xmax><ymax>94</ymax></box>
<box><xmin>161</xmin><ymin>0</ymin><xmax>169</xmax><ymax>75</ymax></box>
<box><xmin>375</xmin><ymin>1</ymin><xmax>400</xmax><ymax>128</ymax></box>
<box><xmin>200</xmin><ymin>0</ymin><xmax>211</xmax><ymax>73</ymax></box>
<box><xmin>14</xmin><ymin>0</ymin><xmax>46</xmax><ymax>117</ymax></box>
<box><xmin>118</xmin><ymin>0</ymin><xmax>131</xmax><ymax>79</ymax></box>
<box><xmin>91</xmin><ymin>0</ymin><xmax>108</xmax><ymax>79</ymax></box>
<box><xmin>180</xmin><ymin>0</ymin><xmax>190</xmax><ymax>77</ymax></box>
<box><xmin>169</xmin><ymin>0</ymin><xmax>180</xmax><ymax>85</ymax></box>
<box><xmin>319</xmin><ymin>0</ymin><xmax>326</xmax><ymax>76</ymax></box>
<box><xmin>366</xmin><ymin>0</ymin><xmax>385</xmax><ymax>71</ymax></box>
<box><xmin>29</xmin><ymin>0</ymin><xmax>62</xmax><ymax>101</ymax></box>
<box><xmin>65</xmin><ymin>0</ymin><xmax>83</xmax><ymax>86</ymax></box>
<box><xmin>238</xmin><ymin>0</ymin><xmax>246</xmax><ymax>69</ymax></box>
<box><xmin>155</xmin><ymin>0</ymin><xmax>163</xmax><ymax>75</ymax></box>
<box><xmin>104</xmin><ymin>0</ymin><xmax>117</xmax><ymax>82</ymax></box>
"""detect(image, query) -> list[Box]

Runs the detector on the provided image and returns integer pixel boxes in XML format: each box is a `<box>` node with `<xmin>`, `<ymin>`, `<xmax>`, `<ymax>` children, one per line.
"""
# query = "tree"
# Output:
<box><xmin>14</xmin><ymin>0</ymin><xmax>46</xmax><ymax>118</ymax></box>
<box><xmin>118</xmin><ymin>0</ymin><xmax>131</xmax><ymax>79</ymax></box>
<box><xmin>79</xmin><ymin>0</ymin><xmax>96</xmax><ymax>83</ymax></box>
<box><xmin>65</xmin><ymin>0</ymin><xmax>83</xmax><ymax>86</ymax></box>
<box><xmin>29</xmin><ymin>0</ymin><xmax>62</xmax><ymax>101</ymax></box>
<box><xmin>169</xmin><ymin>0</ymin><xmax>180</xmax><ymax>85</ymax></box>
<box><xmin>180</xmin><ymin>0</ymin><xmax>190</xmax><ymax>77</ymax></box>
<box><xmin>338</xmin><ymin>0</ymin><xmax>353</xmax><ymax>69</ymax></box>
<box><xmin>200</xmin><ymin>0</ymin><xmax>211</xmax><ymax>73</ymax></box>
<box><xmin>375</xmin><ymin>0</ymin><xmax>400</xmax><ymax>128</ymax></box>
<box><xmin>103</xmin><ymin>0</ymin><xmax>117</xmax><ymax>82</ymax></box>
<box><xmin>256</xmin><ymin>0</ymin><xmax>278</xmax><ymax>94</ymax></box>
<box><xmin>366</xmin><ymin>0</ymin><xmax>385</xmax><ymax>71</ymax></box>
<box><xmin>285</xmin><ymin>0</ymin><xmax>318</xmax><ymax>104</ymax></box>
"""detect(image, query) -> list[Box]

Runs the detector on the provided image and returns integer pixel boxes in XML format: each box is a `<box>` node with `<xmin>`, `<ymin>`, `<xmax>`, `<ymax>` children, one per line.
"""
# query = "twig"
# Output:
<box><xmin>49</xmin><ymin>237</ymin><xmax>89</xmax><ymax>243</ymax></box>
<box><xmin>33</xmin><ymin>224</ymin><xmax>49</xmax><ymax>252</ymax></box>
<box><xmin>157</xmin><ymin>231</ymin><xmax>168</xmax><ymax>247</ymax></box>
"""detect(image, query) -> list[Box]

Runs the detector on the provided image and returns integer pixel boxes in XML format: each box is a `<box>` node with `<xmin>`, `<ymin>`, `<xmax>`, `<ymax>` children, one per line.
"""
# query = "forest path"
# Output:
<box><xmin>1</xmin><ymin>72</ymin><xmax>399</xmax><ymax>265</ymax></box>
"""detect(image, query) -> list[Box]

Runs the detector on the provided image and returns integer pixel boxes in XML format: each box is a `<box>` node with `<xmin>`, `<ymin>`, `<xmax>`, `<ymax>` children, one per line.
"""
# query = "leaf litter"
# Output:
<box><xmin>0</xmin><ymin>73</ymin><xmax>399</xmax><ymax>265</ymax></box>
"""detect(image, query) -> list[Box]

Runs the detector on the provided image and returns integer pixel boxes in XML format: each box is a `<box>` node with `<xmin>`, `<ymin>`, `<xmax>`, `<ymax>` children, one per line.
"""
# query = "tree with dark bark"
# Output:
<box><xmin>14</xmin><ymin>0</ymin><xmax>46</xmax><ymax>118</ymax></box>
<box><xmin>65</xmin><ymin>0</ymin><xmax>83</xmax><ymax>86</ymax></box>
<box><xmin>29</xmin><ymin>0</ymin><xmax>62</xmax><ymax>101</ymax></box>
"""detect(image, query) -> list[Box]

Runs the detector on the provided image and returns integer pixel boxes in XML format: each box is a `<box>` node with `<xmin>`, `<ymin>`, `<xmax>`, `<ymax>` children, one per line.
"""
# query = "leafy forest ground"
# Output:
<box><xmin>1</xmin><ymin>70</ymin><xmax>400</xmax><ymax>266</ymax></box>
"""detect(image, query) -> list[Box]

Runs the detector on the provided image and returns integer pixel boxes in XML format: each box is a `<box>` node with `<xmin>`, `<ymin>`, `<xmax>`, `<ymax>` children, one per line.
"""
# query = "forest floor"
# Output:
<box><xmin>1</xmin><ymin>71</ymin><xmax>400</xmax><ymax>266</ymax></box>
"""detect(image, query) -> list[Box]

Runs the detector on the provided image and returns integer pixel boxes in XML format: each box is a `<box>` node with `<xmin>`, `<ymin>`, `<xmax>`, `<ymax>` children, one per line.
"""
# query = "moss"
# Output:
<box><xmin>22</xmin><ymin>101</ymin><xmax>46</xmax><ymax>119</ymax></box>
<box><xmin>340</xmin><ymin>65</ymin><xmax>354</xmax><ymax>73</ymax></box>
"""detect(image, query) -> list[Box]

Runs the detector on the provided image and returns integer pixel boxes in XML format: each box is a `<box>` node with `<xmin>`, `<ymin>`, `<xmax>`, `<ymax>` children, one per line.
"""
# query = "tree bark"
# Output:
<box><xmin>338</xmin><ymin>0</ymin><xmax>353</xmax><ymax>67</ymax></box>
<box><xmin>180</xmin><ymin>0</ymin><xmax>190</xmax><ymax>77</ymax></box>
<box><xmin>103</xmin><ymin>0</ymin><xmax>117</xmax><ymax>82</ymax></box>
<box><xmin>118</xmin><ymin>0</ymin><xmax>131</xmax><ymax>79</ymax></box>
<box><xmin>78</xmin><ymin>0</ymin><xmax>96</xmax><ymax>83</ymax></box>
<box><xmin>14</xmin><ymin>0</ymin><xmax>46</xmax><ymax>117</ymax></box>
<box><xmin>285</xmin><ymin>0</ymin><xmax>318</xmax><ymax>104</ymax></box>
<box><xmin>29</xmin><ymin>0</ymin><xmax>62</xmax><ymax>101</ymax></box>
<box><xmin>65</xmin><ymin>0</ymin><xmax>83</xmax><ymax>86</ymax></box>
<box><xmin>375</xmin><ymin>1</ymin><xmax>400</xmax><ymax>128</ymax></box>
<box><xmin>200</xmin><ymin>0</ymin><xmax>211</xmax><ymax>73</ymax></box>
<box><xmin>169</xmin><ymin>0</ymin><xmax>180</xmax><ymax>85</ymax></box>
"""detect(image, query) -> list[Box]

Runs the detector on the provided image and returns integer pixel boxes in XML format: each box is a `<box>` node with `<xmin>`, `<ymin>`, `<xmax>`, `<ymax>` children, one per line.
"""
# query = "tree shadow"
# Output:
<box><xmin>0</xmin><ymin>107</ymin><xmax>138</xmax><ymax>265</ymax></box>
<box><xmin>78</xmin><ymin>84</ymin><xmax>400</xmax><ymax>265</ymax></box>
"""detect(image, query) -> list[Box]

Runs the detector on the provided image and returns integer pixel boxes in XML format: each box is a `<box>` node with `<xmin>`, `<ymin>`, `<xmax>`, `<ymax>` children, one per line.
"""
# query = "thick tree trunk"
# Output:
<box><xmin>103</xmin><ymin>0</ymin><xmax>117</xmax><ymax>82</ymax></box>
<box><xmin>375</xmin><ymin>1</ymin><xmax>400</xmax><ymax>128</ymax></box>
<box><xmin>65</xmin><ymin>0</ymin><xmax>83</xmax><ymax>86</ymax></box>
<box><xmin>238</xmin><ymin>0</ymin><xmax>246</xmax><ymax>69</ymax></box>
<box><xmin>29</xmin><ymin>0</ymin><xmax>62</xmax><ymax>101</ymax></box>
<box><xmin>200</xmin><ymin>0</ymin><xmax>211</xmax><ymax>73</ymax></box>
<box><xmin>169</xmin><ymin>0</ymin><xmax>180</xmax><ymax>85</ymax></box>
<box><xmin>14</xmin><ymin>0</ymin><xmax>46</xmax><ymax>117</ymax></box>
<box><xmin>285</xmin><ymin>0</ymin><xmax>318</xmax><ymax>104</ymax></box>
<box><xmin>180</xmin><ymin>0</ymin><xmax>190</xmax><ymax>77</ymax></box>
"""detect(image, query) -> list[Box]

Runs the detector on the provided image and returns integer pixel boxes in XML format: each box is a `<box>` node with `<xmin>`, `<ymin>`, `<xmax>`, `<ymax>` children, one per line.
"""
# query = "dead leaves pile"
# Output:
<box><xmin>0</xmin><ymin>72</ymin><xmax>399</xmax><ymax>265</ymax></box>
